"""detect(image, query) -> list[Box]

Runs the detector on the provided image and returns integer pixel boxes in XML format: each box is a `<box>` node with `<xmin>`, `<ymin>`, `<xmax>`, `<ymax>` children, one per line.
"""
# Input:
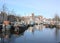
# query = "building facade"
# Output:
<box><xmin>0</xmin><ymin>11</ymin><xmax>7</xmax><ymax>22</ymax></box>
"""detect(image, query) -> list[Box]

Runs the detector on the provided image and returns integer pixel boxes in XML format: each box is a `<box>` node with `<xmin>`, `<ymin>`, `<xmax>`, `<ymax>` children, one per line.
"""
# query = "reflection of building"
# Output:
<box><xmin>28</xmin><ymin>25</ymin><xmax>45</xmax><ymax>33</ymax></box>
<box><xmin>28</xmin><ymin>27</ymin><xmax>34</xmax><ymax>33</ymax></box>
<box><xmin>34</xmin><ymin>25</ymin><xmax>45</xmax><ymax>31</ymax></box>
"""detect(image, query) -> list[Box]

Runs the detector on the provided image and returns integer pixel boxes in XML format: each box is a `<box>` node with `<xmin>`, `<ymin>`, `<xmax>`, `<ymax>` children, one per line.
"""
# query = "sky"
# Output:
<box><xmin>0</xmin><ymin>0</ymin><xmax>60</xmax><ymax>18</ymax></box>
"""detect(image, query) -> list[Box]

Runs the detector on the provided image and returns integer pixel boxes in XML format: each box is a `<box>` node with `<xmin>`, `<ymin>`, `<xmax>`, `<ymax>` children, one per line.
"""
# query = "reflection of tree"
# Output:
<box><xmin>55</xmin><ymin>28</ymin><xmax>60</xmax><ymax>43</ymax></box>
<box><xmin>55</xmin><ymin>28</ymin><xmax>58</xmax><ymax>36</ymax></box>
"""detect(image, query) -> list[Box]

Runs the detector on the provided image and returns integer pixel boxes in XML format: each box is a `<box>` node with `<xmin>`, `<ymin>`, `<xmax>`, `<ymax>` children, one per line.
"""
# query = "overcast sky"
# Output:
<box><xmin>0</xmin><ymin>0</ymin><xmax>60</xmax><ymax>18</ymax></box>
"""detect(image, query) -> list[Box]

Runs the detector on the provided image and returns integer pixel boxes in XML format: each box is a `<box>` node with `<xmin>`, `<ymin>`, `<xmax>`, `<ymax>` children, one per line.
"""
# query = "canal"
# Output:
<box><xmin>0</xmin><ymin>25</ymin><xmax>60</xmax><ymax>43</ymax></box>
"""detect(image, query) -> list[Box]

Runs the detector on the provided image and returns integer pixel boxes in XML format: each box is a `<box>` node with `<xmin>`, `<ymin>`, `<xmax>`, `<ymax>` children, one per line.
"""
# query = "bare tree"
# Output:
<box><xmin>53</xmin><ymin>14</ymin><xmax>60</xmax><ymax>21</ymax></box>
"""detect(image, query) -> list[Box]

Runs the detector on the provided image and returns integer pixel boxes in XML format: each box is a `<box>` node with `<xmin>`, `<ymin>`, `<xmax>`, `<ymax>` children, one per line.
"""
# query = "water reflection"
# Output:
<box><xmin>0</xmin><ymin>25</ymin><xmax>60</xmax><ymax>43</ymax></box>
<box><xmin>0</xmin><ymin>27</ymin><xmax>27</xmax><ymax>43</ymax></box>
<box><xmin>55</xmin><ymin>28</ymin><xmax>60</xmax><ymax>43</ymax></box>
<box><xmin>28</xmin><ymin>25</ymin><xmax>45</xmax><ymax>32</ymax></box>
<box><xmin>26</xmin><ymin>25</ymin><xmax>56</xmax><ymax>43</ymax></box>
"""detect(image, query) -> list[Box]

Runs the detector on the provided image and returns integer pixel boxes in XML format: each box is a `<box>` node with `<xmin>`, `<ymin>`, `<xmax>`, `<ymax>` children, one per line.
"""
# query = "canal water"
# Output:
<box><xmin>0</xmin><ymin>25</ymin><xmax>60</xmax><ymax>43</ymax></box>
